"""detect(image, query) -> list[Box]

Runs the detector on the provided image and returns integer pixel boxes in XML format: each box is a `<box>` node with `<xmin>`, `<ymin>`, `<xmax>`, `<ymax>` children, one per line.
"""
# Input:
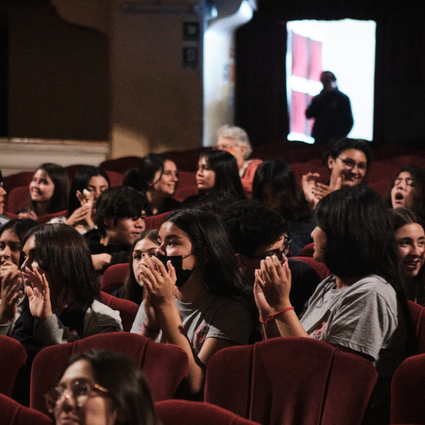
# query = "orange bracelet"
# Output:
<box><xmin>259</xmin><ymin>306</ymin><xmax>295</xmax><ymax>324</ymax></box>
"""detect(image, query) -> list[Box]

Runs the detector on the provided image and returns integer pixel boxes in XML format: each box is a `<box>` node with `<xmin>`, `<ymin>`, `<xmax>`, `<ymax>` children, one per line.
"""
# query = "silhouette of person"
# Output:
<box><xmin>306</xmin><ymin>71</ymin><xmax>353</xmax><ymax>145</ymax></box>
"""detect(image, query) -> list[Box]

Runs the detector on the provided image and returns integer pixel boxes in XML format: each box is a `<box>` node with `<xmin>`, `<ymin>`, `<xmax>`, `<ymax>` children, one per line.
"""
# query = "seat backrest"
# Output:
<box><xmin>299</xmin><ymin>242</ymin><xmax>314</xmax><ymax>257</ymax></box>
<box><xmin>155</xmin><ymin>400</ymin><xmax>261</xmax><ymax>425</ymax></box>
<box><xmin>391</xmin><ymin>353</ymin><xmax>425</xmax><ymax>424</ymax></box>
<box><xmin>205</xmin><ymin>337</ymin><xmax>377</xmax><ymax>425</ymax></box>
<box><xmin>30</xmin><ymin>332</ymin><xmax>188</xmax><ymax>415</ymax></box>
<box><xmin>407</xmin><ymin>300</ymin><xmax>425</xmax><ymax>353</ymax></box>
<box><xmin>291</xmin><ymin>256</ymin><xmax>330</xmax><ymax>281</ymax></box>
<box><xmin>0</xmin><ymin>335</ymin><xmax>28</xmax><ymax>398</ymax></box>
<box><xmin>106</xmin><ymin>170</ymin><xmax>124</xmax><ymax>187</ymax></box>
<box><xmin>100</xmin><ymin>156</ymin><xmax>141</xmax><ymax>173</ymax></box>
<box><xmin>99</xmin><ymin>291</ymin><xmax>139</xmax><ymax>332</ymax></box>
<box><xmin>145</xmin><ymin>211</ymin><xmax>171</xmax><ymax>230</ymax></box>
<box><xmin>6</xmin><ymin>186</ymin><xmax>29</xmax><ymax>213</ymax></box>
<box><xmin>0</xmin><ymin>393</ymin><xmax>52</xmax><ymax>425</ymax></box>
<box><xmin>100</xmin><ymin>263</ymin><xmax>129</xmax><ymax>295</ymax></box>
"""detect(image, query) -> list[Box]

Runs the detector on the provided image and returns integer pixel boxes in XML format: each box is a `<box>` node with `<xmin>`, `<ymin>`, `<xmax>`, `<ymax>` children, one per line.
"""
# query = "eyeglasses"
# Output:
<box><xmin>336</xmin><ymin>157</ymin><xmax>368</xmax><ymax>173</ymax></box>
<box><xmin>44</xmin><ymin>379</ymin><xmax>109</xmax><ymax>413</ymax></box>
<box><xmin>249</xmin><ymin>236</ymin><xmax>292</xmax><ymax>260</ymax></box>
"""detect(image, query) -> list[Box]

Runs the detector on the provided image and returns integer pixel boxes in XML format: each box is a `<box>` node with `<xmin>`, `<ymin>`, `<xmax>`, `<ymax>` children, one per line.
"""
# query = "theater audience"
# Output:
<box><xmin>302</xmin><ymin>138</ymin><xmax>371</xmax><ymax>209</ymax></box>
<box><xmin>252</xmin><ymin>160</ymin><xmax>314</xmax><ymax>256</ymax></box>
<box><xmin>124</xmin><ymin>153</ymin><xmax>180</xmax><ymax>216</ymax></box>
<box><xmin>45</xmin><ymin>350</ymin><xmax>161</xmax><ymax>425</ymax></box>
<box><xmin>254</xmin><ymin>186</ymin><xmax>415</xmax><ymax>425</ymax></box>
<box><xmin>18</xmin><ymin>163</ymin><xmax>69</xmax><ymax>220</ymax></box>
<box><xmin>85</xmin><ymin>186</ymin><xmax>148</xmax><ymax>273</ymax></box>
<box><xmin>387</xmin><ymin>166</ymin><xmax>425</xmax><ymax>223</ymax></box>
<box><xmin>131</xmin><ymin>209</ymin><xmax>252</xmax><ymax>394</ymax></box>
<box><xmin>216</xmin><ymin>125</ymin><xmax>262</xmax><ymax>197</ymax></box>
<box><xmin>390</xmin><ymin>208</ymin><xmax>425</xmax><ymax>305</ymax></box>
<box><xmin>0</xmin><ymin>224</ymin><xmax>122</xmax><ymax>344</ymax></box>
<box><xmin>183</xmin><ymin>150</ymin><xmax>246</xmax><ymax>207</ymax></box>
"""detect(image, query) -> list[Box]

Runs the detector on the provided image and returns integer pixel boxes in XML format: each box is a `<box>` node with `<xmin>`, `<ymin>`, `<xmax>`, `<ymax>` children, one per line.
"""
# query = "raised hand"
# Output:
<box><xmin>255</xmin><ymin>256</ymin><xmax>292</xmax><ymax>313</ymax></box>
<box><xmin>23</xmin><ymin>267</ymin><xmax>53</xmax><ymax>322</ymax></box>
<box><xmin>0</xmin><ymin>266</ymin><xmax>23</xmax><ymax>324</ymax></box>
<box><xmin>139</xmin><ymin>255</ymin><xmax>176</xmax><ymax>307</ymax></box>
<box><xmin>302</xmin><ymin>172</ymin><xmax>321</xmax><ymax>209</ymax></box>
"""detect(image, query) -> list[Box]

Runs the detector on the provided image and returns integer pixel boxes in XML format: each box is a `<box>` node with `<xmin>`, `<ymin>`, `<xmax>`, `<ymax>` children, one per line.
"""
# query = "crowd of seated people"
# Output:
<box><xmin>1</xmin><ymin>132</ymin><xmax>425</xmax><ymax>424</ymax></box>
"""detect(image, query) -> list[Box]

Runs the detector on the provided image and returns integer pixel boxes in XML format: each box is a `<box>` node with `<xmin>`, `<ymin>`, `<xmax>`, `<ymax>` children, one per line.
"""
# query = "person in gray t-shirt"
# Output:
<box><xmin>253</xmin><ymin>186</ymin><xmax>416</xmax><ymax>425</ymax></box>
<box><xmin>131</xmin><ymin>209</ymin><xmax>252</xmax><ymax>395</ymax></box>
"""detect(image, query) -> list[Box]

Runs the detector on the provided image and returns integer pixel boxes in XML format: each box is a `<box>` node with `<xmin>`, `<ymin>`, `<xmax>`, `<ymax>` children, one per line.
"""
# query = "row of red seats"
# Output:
<box><xmin>2</xmin><ymin>321</ymin><xmax>425</xmax><ymax>424</ymax></box>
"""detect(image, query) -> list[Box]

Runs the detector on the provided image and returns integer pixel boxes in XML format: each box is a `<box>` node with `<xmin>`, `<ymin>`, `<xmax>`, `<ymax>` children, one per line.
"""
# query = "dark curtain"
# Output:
<box><xmin>236</xmin><ymin>0</ymin><xmax>425</xmax><ymax>147</ymax></box>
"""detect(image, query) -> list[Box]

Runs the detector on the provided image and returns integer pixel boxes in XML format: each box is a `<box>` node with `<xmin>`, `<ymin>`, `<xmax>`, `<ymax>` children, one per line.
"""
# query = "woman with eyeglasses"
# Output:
<box><xmin>131</xmin><ymin>209</ymin><xmax>252</xmax><ymax>395</ymax></box>
<box><xmin>45</xmin><ymin>350</ymin><xmax>160</xmax><ymax>425</ymax></box>
<box><xmin>302</xmin><ymin>138</ymin><xmax>371</xmax><ymax>210</ymax></box>
<box><xmin>252</xmin><ymin>159</ymin><xmax>314</xmax><ymax>256</ymax></box>
<box><xmin>254</xmin><ymin>186</ymin><xmax>416</xmax><ymax>425</ymax></box>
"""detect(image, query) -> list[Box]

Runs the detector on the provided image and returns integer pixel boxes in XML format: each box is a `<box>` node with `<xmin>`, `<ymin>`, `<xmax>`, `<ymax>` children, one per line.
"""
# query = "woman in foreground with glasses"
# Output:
<box><xmin>302</xmin><ymin>138</ymin><xmax>371</xmax><ymax>209</ymax></box>
<box><xmin>254</xmin><ymin>186</ymin><xmax>416</xmax><ymax>425</ymax></box>
<box><xmin>252</xmin><ymin>159</ymin><xmax>314</xmax><ymax>256</ymax></box>
<box><xmin>45</xmin><ymin>350</ymin><xmax>160</xmax><ymax>425</ymax></box>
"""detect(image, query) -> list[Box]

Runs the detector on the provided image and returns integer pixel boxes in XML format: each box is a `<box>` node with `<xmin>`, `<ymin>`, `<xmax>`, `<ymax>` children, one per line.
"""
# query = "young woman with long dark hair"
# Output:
<box><xmin>254</xmin><ymin>186</ymin><xmax>416</xmax><ymax>425</ymax></box>
<box><xmin>131</xmin><ymin>209</ymin><xmax>252</xmax><ymax>394</ymax></box>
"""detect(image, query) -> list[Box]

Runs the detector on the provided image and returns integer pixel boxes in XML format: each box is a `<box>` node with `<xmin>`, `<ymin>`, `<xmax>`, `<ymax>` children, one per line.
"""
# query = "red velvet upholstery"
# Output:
<box><xmin>391</xmin><ymin>353</ymin><xmax>425</xmax><ymax>424</ymax></box>
<box><xmin>0</xmin><ymin>393</ymin><xmax>52</xmax><ymax>425</ymax></box>
<box><xmin>99</xmin><ymin>291</ymin><xmax>139</xmax><ymax>332</ymax></box>
<box><xmin>407</xmin><ymin>301</ymin><xmax>425</xmax><ymax>353</ymax></box>
<box><xmin>5</xmin><ymin>186</ymin><xmax>28</xmax><ymax>213</ymax></box>
<box><xmin>205</xmin><ymin>337</ymin><xmax>377</xmax><ymax>425</ymax></box>
<box><xmin>30</xmin><ymin>332</ymin><xmax>188</xmax><ymax>415</ymax></box>
<box><xmin>291</xmin><ymin>256</ymin><xmax>330</xmax><ymax>281</ymax></box>
<box><xmin>0</xmin><ymin>336</ymin><xmax>28</xmax><ymax>398</ymax></box>
<box><xmin>105</xmin><ymin>170</ymin><xmax>123</xmax><ymax>187</ymax></box>
<box><xmin>100</xmin><ymin>263</ymin><xmax>129</xmax><ymax>294</ymax></box>
<box><xmin>145</xmin><ymin>211</ymin><xmax>171</xmax><ymax>230</ymax></box>
<box><xmin>299</xmin><ymin>242</ymin><xmax>314</xmax><ymax>257</ymax></box>
<box><xmin>100</xmin><ymin>156</ymin><xmax>141</xmax><ymax>174</ymax></box>
<box><xmin>155</xmin><ymin>400</ymin><xmax>261</xmax><ymax>425</ymax></box>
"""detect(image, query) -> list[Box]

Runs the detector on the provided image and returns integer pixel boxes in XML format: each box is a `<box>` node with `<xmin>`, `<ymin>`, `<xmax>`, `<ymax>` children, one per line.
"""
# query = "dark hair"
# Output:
<box><xmin>0</xmin><ymin>218</ymin><xmax>38</xmax><ymax>266</ymax></box>
<box><xmin>252</xmin><ymin>159</ymin><xmax>310</xmax><ymax>221</ymax></box>
<box><xmin>28</xmin><ymin>163</ymin><xmax>69</xmax><ymax>214</ymax></box>
<box><xmin>163</xmin><ymin>209</ymin><xmax>249</xmax><ymax>299</ymax></box>
<box><xmin>124</xmin><ymin>153</ymin><xmax>175</xmax><ymax>193</ymax></box>
<box><xmin>222</xmin><ymin>200</ymin><xmax>288</xmax><ymax>257</ymax></box>
<box><xmin>385</xmin><ymin>166</ymin><xmax>425</xmax><ymax>222</ymax></box>
<box><xmin>390</xmin><ymin>207</ymin><xmax>425</xmax><ymax>232</ymax></box>
<box><xmin>190</xmin><ymin>191</ymin><xmax>239</xmax><ymax>216</ymax></box>
<box><xmin>124</xmin><ymin>229</ymin><xmax>160</xmax><ymax>305</ymax></box>
<box><xmin>321</xmin><ymin>70</ymin><xmax>336</xmax><ymax>81</ymax></box>
<box><xmin>199</xmin><ymin>150</ymin><xmax>246</xmax><ymax>200</ymax></box>
<box><xmin>324</xmin><ymin>138</ymin><xmax>372</xmax><ymax>172</ymax></box>
<box><xmin>23</xmin><ymin>223</ymin><xmax>100</xmax><ymax>313</ymax></box>
<box><xmin>95</xmin><ymin>187</ymin><xmax>149</xmax><ymax>237</ymax></box>
<box><xmin>68</xmin><ymin>166</ymin><xmax>110</xmax><ymax>216</ymax></box>
<box><xmin>59</xmin><ymin>350</ymin><xmax>161</xmax><ymax>425</ymax></box>
<box><xmin>316</xmin><ymin>186</ymin><xmax>417</xmax><ymax>356</ymax></box>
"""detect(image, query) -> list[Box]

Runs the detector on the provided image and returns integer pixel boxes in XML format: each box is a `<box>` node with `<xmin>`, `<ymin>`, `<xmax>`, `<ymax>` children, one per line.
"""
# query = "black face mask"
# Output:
<box><xmin>156</xmin><ymin>254</ymin><xmax>194</xmax><ymax>287</ymax></box>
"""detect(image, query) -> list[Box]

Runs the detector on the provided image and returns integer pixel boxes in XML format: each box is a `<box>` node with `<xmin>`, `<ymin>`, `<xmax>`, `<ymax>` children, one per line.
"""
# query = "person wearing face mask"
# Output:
<box><xmin>131</xmin><ymin>209</ymin><xmax>252</xmax><ymax>395</ymax></box>
<box><xmin>390</xmin><ymin>208</ymin><xmax>425</xmax><ymax>305</ymax></box>
<box><xmin>302</xmin><ymin>138</ymin><xmax>371</xmax><ymax>209</ymax></box>
<box><xmin>386</xmin><ymin>166</ymin><xmax>425</xmax><ymax>223</ymax></box>
<box><xmin>45</xmin><ymin>350</ymin><xmax>161</xmax><ymax>425</ymax></box>
<box><xmin>216</xmin><ymin>125</ymin><xmax>262</xmax><ymax>197</ymax></box>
